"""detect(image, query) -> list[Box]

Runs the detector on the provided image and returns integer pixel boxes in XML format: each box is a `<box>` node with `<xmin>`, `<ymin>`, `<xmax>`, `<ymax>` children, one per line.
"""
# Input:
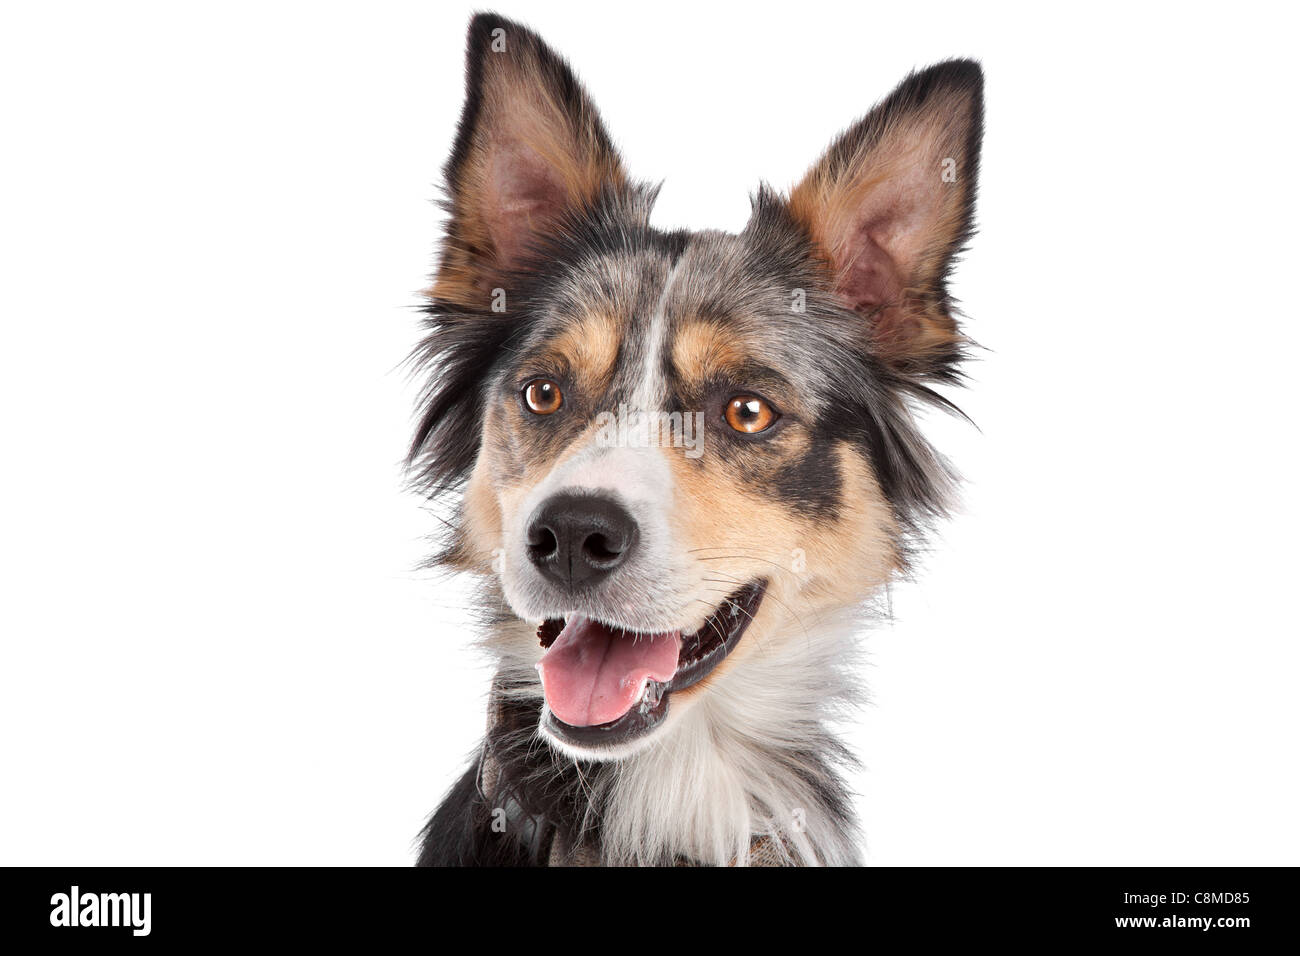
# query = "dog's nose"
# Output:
<box><xmin>526</xmin><ymin>493</ymin><xmax>638</xmax><ymax>589</ymax></box>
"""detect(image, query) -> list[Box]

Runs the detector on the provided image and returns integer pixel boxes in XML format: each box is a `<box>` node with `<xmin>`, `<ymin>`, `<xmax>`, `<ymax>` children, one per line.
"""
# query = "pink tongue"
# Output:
<box><xmin>537</xmin><ymin>617</ymin><xmax>681</xmax><ymax>727</ymax></box>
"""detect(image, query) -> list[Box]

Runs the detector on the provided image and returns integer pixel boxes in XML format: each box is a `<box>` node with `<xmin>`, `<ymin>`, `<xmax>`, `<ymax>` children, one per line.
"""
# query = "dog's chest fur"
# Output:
<box><xmin>419</xmin><ymin>609</ymin><xmax>867</xmax><ymax>867</ymax></box>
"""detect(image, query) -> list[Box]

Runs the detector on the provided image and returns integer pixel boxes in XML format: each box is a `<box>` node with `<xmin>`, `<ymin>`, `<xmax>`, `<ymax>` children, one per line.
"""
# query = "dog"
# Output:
<box><xmin>409</xmin><ymin>12</ymin><xmax>983</xmax><ymax>866</ymax></box>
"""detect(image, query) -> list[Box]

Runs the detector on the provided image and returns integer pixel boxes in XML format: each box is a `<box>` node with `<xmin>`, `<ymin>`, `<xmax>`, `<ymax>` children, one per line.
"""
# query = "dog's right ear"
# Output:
<box><xmin>432</xmin><ymin>14</ymin><xmax>627</xmax><ymax>306</ymax></box>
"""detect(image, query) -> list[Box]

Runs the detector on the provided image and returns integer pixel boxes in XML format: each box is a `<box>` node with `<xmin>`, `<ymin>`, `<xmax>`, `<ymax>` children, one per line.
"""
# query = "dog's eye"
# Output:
<box><xmin>523</xmin><ymin>379</ymin><xmax>564</xmax><ymax>415</ymax></box>
<box><xmin>724</xmin><ymin>395</ymin><xmax>779</xmax><ymax>434</ymax></box>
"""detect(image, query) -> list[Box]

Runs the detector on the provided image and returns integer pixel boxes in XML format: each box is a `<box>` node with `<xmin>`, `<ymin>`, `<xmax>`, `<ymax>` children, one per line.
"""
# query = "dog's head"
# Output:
<box><xmin>411</xmin><ymin>14</ymin><xmax>982</xmax><ymax>759</ymax></box>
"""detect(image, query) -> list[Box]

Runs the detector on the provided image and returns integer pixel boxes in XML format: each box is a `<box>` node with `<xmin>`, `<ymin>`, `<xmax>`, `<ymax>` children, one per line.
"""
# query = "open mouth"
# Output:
<box><xmin>535</xmin><ymin>580</ymin><xmax>767</xmax><ymax>750</ymax></box>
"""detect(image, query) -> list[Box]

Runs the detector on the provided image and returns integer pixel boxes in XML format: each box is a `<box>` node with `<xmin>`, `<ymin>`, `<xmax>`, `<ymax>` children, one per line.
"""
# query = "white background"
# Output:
<box><xmin>2</xmin><ymin>1</ymin><xmax>1297</xmax><ymax>865</ymax></box>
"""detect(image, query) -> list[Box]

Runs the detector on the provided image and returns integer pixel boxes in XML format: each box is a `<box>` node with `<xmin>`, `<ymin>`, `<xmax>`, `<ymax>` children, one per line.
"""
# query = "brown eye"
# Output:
<box><xmin>724</xmin><ymin>394</ymin><xmax>778</xmax><ymax>434</ymax></box>
<box><xmin>523</xmin><ymin>379</ymin><xmax>563</xmax><ymax>415</ymax></box>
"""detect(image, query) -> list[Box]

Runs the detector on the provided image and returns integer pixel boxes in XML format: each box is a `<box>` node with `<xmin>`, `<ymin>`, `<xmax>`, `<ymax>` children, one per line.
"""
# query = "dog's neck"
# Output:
<box><xmin>482</xmin><ymin>609</ymin><xmax>866</xmax><ymax>866</ymax></box>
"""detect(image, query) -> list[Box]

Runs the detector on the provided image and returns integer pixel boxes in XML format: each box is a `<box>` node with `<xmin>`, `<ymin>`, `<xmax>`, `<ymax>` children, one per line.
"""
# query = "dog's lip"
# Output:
<box><xmin>667</xmin><ymin>579</ymin><xmax>767</xmax><ymax>693</ymax></box>
<box><xmin>537</xmin><ymin>580</ymin><xmax>767</xmax><ymax>749</ymax></box>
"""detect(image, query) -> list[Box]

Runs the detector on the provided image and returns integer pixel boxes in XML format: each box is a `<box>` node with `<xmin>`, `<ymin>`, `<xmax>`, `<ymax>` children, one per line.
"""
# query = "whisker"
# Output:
<box><xmin>697</xmin><ymin>572</ymin><xmax>817</xmax><ymax>653</ymax></box>
<box><xmin>692</xmin><ymin>553</ymin><xmax>800</xmax><ymax>574</ymax></box>
<box><xmin>685</xmin><ymin>596</ymin><xmax>768</xmax><ymax>655</ymax></box>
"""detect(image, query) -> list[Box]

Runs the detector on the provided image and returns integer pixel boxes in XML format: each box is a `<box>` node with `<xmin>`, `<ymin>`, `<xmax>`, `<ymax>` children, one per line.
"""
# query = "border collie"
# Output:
<box><xmin>410</xmin><ymin>12</ymin><xmax>984</xmax><ymax>866</ymax></box>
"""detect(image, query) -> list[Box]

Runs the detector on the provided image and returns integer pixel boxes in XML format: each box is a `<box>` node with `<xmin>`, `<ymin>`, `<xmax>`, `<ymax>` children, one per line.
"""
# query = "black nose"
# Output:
<box><xmin>526</xmin><ymin>493</ymin><xmax>639</xmax><ymax>590</ymax></box>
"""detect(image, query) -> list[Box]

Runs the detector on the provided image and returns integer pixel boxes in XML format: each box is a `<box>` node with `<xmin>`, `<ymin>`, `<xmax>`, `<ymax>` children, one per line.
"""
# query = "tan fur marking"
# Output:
<box><xmin>450</xmin><ymin>457</ymin><xmax>505</xmax><ymax>573</ymax></box>
<box><xmin>535</xmin><ymin>312</ymin><xmax>622</xmax><ymax>393</ymax></box>
<box><xmin>670</xmin><ymin>319</ymin><xmax>751</xmax><ymax>389</ymax></box>
<box><xmin>663</xmin><ymin>441</ymin><xmax>898</xmax><ymax>692</ymax></box>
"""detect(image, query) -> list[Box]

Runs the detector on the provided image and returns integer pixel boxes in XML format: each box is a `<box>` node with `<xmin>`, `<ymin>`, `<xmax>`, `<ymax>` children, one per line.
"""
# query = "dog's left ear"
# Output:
<box><xmin>790</xmin><ymin>60</ymin><xmax>984</xmax><ymax>379</ymax></box>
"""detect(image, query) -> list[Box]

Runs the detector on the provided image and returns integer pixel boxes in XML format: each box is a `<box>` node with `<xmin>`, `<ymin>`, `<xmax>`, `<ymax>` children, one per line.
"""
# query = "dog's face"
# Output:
<box><xmin>411</xmin><ymin>15</ymin><xmax>982</xmax><ymax>759</ymax></box>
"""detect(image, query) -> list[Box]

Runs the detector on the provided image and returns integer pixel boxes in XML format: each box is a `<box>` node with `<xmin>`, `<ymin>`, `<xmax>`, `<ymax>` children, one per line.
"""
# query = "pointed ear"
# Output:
<box><xmin>433</xmin><ymin>14</ymin><xmax>628</xmax><ymax>305</ymax></box>
<box><xmin>790</xmin><ymin>60</ymin><xmax>984</xmax><ymax>378</ymax></box>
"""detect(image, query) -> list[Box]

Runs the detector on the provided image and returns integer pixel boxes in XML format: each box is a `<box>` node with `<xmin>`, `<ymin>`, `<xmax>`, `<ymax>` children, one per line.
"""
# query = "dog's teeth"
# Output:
<box><xmin>640</xmin><ymin>681</ymin><xmax>663</xmax><ymax>710</ymax></box>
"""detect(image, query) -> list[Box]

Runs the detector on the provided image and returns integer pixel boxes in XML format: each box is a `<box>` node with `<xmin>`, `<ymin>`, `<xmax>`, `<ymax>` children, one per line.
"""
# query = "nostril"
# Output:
<box><xmin>582</xmin><ymin>532</ymin><xmax>622</xmax><ymax>565</ymax></box>
<box><xmin>528</xmin><ymin>526</ymin><xmax>559</xmax><ymax>563</ymax></box>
